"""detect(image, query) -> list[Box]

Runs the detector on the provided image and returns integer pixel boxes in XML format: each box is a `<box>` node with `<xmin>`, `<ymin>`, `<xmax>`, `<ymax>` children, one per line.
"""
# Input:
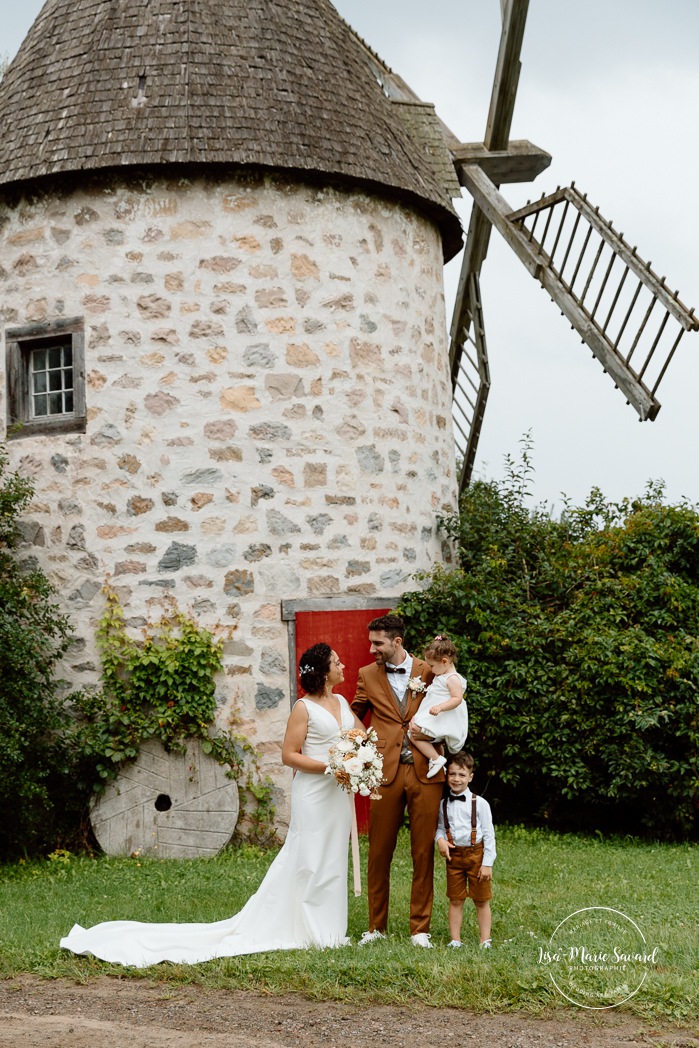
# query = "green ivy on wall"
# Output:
<box><xmin>73</xmin><ymin>584</ymin><xmax>277</xmax><ymax>845</ymax></box>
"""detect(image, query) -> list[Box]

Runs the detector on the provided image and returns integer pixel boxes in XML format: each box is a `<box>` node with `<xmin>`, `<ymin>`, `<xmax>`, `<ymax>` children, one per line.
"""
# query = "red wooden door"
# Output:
<box><xmin>294</xmin><ymin>607</ymin><xmax>391</xmax><ymax>832</ymax></box>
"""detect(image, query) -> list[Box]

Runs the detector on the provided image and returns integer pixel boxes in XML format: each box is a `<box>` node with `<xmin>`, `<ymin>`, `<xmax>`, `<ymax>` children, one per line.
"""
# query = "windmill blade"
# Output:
<box><xmin>449</xmin><ymin>0</ymin><xmax>533</xmax><ymax>491</ymax></box>
<box><xmin>460</xmin><ymin>166</ymin><xmax>699</xmax><ymax>420</ymax></box>
<box><xmin>485</xmin><ymin>0</ymin><xmax>529</xmax><ymax>152</ymax></box>
<box><xmin>452</xmin><ymin>273</ymin><xmax>491</xmax><ymax>486</ymax></box>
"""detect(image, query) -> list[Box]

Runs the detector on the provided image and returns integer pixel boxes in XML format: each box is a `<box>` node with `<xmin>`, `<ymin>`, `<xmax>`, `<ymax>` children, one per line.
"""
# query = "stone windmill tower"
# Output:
<box><xmin>0</xmin><ymin>0</ymin><xmax>463</xmax><ymax>802</ymax></box>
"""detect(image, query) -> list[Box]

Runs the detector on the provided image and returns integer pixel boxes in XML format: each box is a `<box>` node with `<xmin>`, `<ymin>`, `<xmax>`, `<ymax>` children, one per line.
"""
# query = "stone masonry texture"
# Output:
<box><xmin>0</xmin><ymin>170</ymin><xmax>457</xmax><ymax>828</ymax></box>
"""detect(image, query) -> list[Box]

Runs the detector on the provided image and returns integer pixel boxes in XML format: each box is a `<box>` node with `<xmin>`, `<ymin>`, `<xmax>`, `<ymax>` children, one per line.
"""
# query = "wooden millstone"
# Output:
<box><xmin>90</xmin><ymin>737</ymin><xmax>239</xmax><ymax>859</ymax></box>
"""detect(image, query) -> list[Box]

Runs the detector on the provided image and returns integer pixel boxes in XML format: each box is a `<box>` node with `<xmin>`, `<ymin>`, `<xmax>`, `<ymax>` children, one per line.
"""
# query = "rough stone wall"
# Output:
<box><xmin>0</xmin><ymin>170</ymin><xmax>457</xmax><ymax>825</ymax></box>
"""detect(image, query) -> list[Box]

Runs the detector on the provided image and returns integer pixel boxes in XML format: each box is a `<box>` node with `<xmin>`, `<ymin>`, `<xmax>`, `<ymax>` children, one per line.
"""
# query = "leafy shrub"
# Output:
<box><xmin>399</xmin><ymin>444</ymin><xmax>699</xmax><ymax>839</ymax></box>
<box><xmin>0</xmin><ymin>446</ymin><xmax>75</xmax><ymax>857</ymax></box>
<box><xmin>70</xmin><ymin>584</ymin><xmax>277</xmax><ymax>845</ymax></box>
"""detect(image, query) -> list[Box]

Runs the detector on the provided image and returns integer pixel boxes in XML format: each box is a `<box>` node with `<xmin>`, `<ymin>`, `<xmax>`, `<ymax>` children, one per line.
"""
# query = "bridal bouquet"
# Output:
<box><xmin>325</xmin><ymin>727</ymin><xmax>384</xmax><ymax>798</ymax></box>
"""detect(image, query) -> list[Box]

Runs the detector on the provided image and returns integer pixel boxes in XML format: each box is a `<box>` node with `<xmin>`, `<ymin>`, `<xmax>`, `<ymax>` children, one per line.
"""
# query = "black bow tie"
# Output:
<box><xmin>385</xmin><ymin>666</ymin><xmax>406</xmax><ymax>674</ymax></box>
<box><xmin>449</xmin><ymin>793</ymin><xmax>467</xmax><ymax>802</ymax></box>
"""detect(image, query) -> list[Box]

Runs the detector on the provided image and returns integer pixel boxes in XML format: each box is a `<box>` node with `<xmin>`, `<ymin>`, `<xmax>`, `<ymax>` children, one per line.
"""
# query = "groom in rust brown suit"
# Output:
<box><xmin>352</xmin><ymin>613</ymin><xmax>444</xmax><ymax>947</ymax></box>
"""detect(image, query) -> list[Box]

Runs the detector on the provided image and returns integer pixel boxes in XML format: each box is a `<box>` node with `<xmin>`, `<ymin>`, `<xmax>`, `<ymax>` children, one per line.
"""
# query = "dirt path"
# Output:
<box><xmin>1</xmin><ymin>977</ymin><xmax>698</xmax><ymax>1048</ymax></box>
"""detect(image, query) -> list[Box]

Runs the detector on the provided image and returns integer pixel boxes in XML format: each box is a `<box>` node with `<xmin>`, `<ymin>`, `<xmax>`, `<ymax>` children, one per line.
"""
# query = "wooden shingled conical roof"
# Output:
<box><xmin>0</xmin><ymin>0</ymin><xmax>462</xmax><ymax>259</ymax></box>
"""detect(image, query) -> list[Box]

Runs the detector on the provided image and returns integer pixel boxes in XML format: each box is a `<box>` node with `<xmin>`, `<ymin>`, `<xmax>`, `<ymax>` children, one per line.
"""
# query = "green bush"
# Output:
<box><xmin>69</xmin><ymin>585</ymin><xmax>277</xmax><ymax>844</ymax></box>
<box><xmin>0</xmin><ymin>446</ymin><xmax>75</xmax><ymax>857</ymax></box>
<box><xmin>398</xmin><ymin>444</ymin><xmax>699</xmax><ymax>839</ymax></box>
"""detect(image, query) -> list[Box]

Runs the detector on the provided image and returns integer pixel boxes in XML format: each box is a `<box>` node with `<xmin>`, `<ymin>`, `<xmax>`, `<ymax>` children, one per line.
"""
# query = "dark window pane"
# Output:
<box><xmin>24</xmin><ymin>337</ymin><xmax>80</xmax><ymax>424</ymax></box>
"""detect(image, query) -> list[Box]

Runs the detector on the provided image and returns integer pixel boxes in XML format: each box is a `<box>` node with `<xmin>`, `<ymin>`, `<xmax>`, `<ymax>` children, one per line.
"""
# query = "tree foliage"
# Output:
<box><xmin>0</xmin><ymin>446</ymin><xmax>75</xmax><ymax>856</ymax></box>
<box><xmin>399</xmin><ymin>442</ymin><xmax>699</xmax><ymax>839</ymax></box>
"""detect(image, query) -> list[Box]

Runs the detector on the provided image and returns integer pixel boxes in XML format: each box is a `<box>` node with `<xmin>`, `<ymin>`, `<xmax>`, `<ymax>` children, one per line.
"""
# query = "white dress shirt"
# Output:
<box><xmin>385</xmin><ymin>652</ymin><xmax>413</xmax><ymax>707</ymax></box>
<box><xmin>435</xmin><ymin>787</ymin><xmax>497</xmax><ymax>867</ymax></box>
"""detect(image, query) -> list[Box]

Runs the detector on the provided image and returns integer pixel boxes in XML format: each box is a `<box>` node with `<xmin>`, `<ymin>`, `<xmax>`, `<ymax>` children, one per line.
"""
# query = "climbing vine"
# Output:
<box><xmin>72</xmin><ymin>584</ymin><xmax>277</xmax><ymax>845</ymax></box>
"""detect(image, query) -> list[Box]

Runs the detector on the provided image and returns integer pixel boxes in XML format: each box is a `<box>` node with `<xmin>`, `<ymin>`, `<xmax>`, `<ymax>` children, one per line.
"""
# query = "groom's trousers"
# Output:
<box><xmin>367</xmin><ymin>763</ymin><xmax>442</xmax><ymax>935</ymax></box>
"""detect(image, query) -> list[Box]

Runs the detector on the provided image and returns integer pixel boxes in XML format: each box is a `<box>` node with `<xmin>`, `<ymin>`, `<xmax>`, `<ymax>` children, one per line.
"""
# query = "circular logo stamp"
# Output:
<box><xmin>539</xmin><ymin>907</ymin><xmax>657</xmax><ymax>1009</ymax></box>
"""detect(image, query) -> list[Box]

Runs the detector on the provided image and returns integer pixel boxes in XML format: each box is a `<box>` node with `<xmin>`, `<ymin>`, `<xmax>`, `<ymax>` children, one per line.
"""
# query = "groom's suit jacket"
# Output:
<box><xmin>352</xmin><ymin>657</ymin><xmax>444</xmax><ymax>785</ymax></box>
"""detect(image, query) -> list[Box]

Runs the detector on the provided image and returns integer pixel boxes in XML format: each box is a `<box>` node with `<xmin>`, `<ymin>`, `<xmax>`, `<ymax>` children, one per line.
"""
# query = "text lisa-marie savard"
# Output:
<box><xmin>538</xmin><ymin>946</ymin><xmax>659</xmax><ymax>965</ymax></box>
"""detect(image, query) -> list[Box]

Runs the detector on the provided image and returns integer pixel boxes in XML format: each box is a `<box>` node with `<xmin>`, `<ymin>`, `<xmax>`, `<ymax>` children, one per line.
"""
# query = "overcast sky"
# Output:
<box><xmin>2</xmin><ymin>1</ymin><xmax>698</xmax><ymax>511</ymax></box>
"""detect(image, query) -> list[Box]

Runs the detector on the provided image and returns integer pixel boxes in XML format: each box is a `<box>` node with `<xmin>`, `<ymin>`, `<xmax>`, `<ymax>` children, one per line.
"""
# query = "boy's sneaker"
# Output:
<box><xmin>410</xmin><ymin>933</ymin><xmax>433</xmax><ymax>948</ymax></box>
<box><xmin>426</xmin><ymin>755</ymin><xmax>447</xmax><ymax>779</ymax></box>
<box><xmin>358</xmin><ymin>929</ymin><xmax>386</xmax><ymax>945</ymax></box>
<box><xmin>480</xmin><ymin>938</ymin><xmax>492</xmax><ymax>949</ymax></box>
<box><xmin>447</xmin><ymin>940</ymin><xmax>462</xmax><ymax>948</ymax></box>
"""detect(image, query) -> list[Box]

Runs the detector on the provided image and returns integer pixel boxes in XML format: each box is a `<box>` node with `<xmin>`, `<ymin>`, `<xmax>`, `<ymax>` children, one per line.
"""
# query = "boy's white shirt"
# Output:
<box><xmin>435</xmin><ymin>787</ymin><xmax>497</xmax><ymax>867</ymax></box>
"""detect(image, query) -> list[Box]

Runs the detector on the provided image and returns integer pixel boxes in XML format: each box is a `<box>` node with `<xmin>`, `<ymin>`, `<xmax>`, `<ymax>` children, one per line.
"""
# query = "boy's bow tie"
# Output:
<box><xmin>449</xmin><ymin>793</ymin><xmax>467</xmax><ymax>802</ymax></box>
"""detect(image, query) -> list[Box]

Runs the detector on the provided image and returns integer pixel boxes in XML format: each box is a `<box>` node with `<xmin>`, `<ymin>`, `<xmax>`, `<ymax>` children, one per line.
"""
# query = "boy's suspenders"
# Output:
<box><xmin>442</xmin><ymin>793</ymin><xmax>478</xmax><ymax>847</ymax></box>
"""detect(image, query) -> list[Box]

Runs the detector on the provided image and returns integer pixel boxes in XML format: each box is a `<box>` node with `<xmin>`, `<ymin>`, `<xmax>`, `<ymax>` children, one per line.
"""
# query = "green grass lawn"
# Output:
<box><xmin>0</xmin><ymin>826</ymin><xmax>696</xmax><ymax>1023</ymax></box>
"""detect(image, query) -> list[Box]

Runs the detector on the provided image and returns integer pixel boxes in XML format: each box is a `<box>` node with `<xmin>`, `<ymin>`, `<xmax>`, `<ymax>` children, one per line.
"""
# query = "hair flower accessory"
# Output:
<box><xmin>408</xmin><ymin>676</ymin><xmax>426</xmax><ymax>693</ymax></box>
<box><xmin>325</xmin><ymin>727</ymin><xmax>384</xmax><ymax>798</ymax></box>
<box><xmin>299</xmin><ymin>664</ymin><xmax>312</xmax><ymax>674</ymax></box>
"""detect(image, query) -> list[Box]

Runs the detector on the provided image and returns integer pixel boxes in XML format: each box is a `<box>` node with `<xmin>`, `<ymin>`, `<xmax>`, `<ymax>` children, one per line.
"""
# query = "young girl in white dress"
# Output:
<box><xmin>60</xmin><ymin>643</ymin><xmax>365</xmax><ymax>967</ymax></box>
<box><xmin>410</xmin><ymin>635</ymin><xmax>468</xmax><ymax>779</ymax></box>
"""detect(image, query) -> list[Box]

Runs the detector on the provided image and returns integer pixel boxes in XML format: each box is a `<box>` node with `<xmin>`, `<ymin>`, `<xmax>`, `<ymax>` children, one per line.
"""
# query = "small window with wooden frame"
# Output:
<box><xmin>5</xmin><ymin>317</ymin><xmax>86</xmax><ymax>439</ymax></box>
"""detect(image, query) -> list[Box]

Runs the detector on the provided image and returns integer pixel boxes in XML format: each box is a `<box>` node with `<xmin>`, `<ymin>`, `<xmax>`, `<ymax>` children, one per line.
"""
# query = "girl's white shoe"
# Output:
<box><xmin>427</xmin><ymin>755</ymin><xmax>447</xmax><ymax>778</ymax></box>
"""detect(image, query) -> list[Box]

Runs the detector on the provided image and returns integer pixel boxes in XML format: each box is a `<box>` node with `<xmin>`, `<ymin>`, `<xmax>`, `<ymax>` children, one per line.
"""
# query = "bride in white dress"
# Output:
<box><xmin>60</xmin><ymin>644</ymin><xmax>364</xmax><ymax>967</ymax></box>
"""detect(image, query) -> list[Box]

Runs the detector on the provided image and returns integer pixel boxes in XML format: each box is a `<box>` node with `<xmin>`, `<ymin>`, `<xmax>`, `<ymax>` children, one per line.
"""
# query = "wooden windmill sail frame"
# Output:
<box><xmin>449</xmin><ymin>0</ymin><xmax>699</xmax><ymax>492</ymax></box>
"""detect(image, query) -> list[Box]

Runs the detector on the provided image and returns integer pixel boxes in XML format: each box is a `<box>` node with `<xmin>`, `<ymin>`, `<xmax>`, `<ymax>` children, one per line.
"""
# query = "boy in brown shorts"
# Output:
<box><xmin>435</xmin><ymin>751</ymin><xmax>496</xmax><ymax>948</ymax></box>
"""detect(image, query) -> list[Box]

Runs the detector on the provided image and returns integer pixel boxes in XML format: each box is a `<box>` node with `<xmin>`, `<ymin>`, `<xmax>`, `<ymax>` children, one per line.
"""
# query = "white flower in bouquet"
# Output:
<box><xmin>408</xmin><ymin>676</ymin><xmax>426</xmax><ymax>693</ymax></box>
<box><xmin>325</xmin><ymin>726</ymin><xmax>384</xmax><ymax>798</ymax></box>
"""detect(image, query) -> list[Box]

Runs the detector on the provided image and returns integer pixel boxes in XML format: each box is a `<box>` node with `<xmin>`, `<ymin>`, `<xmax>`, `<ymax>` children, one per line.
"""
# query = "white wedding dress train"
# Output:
<box><xmin>60</xmin><ymin>696</ymin><xmax>354</xmax><ymax>967</ymax></box>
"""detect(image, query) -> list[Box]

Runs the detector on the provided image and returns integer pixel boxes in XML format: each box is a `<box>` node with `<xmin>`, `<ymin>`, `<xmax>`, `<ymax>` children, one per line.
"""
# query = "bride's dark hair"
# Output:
<box><xmin>298</xmin><ymin>643</ymin><xmax>332</xmax><ymax>695</ymax></box>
